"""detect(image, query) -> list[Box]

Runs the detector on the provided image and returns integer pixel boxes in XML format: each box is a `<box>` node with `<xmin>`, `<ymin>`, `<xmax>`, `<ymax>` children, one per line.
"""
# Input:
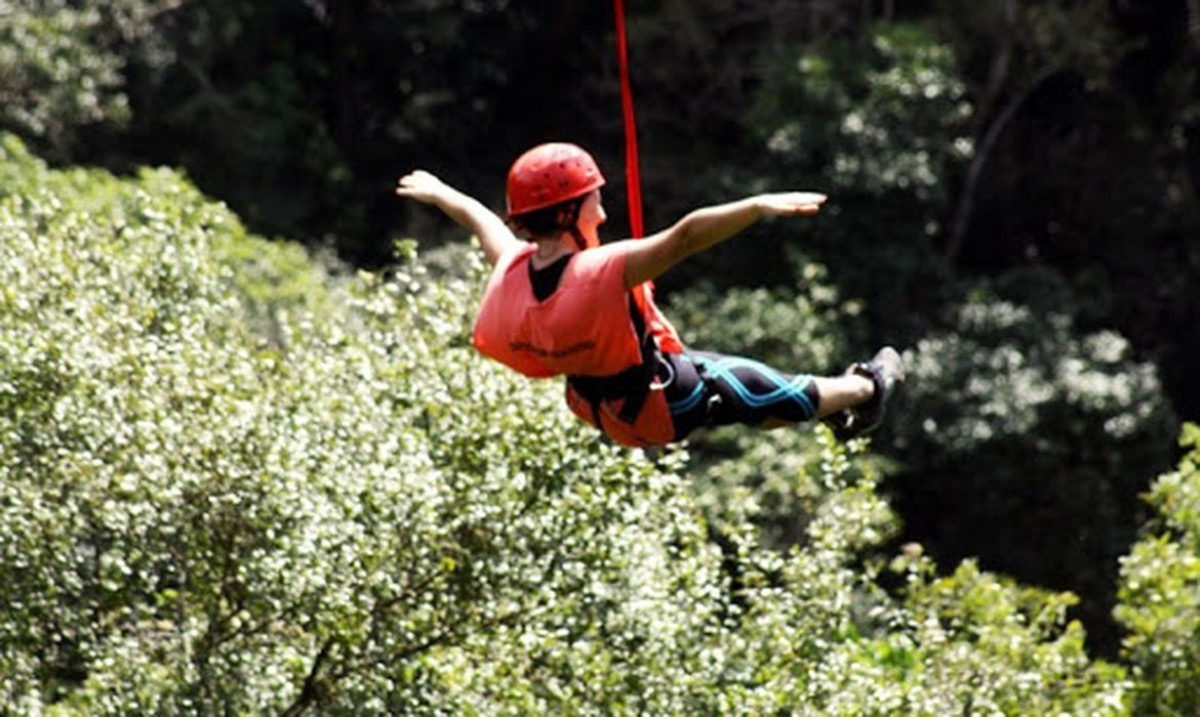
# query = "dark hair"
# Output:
<box><xmin>509</xmin><ymin>197</ymin><xmax>584</xmax><ymax>239</ymax></box>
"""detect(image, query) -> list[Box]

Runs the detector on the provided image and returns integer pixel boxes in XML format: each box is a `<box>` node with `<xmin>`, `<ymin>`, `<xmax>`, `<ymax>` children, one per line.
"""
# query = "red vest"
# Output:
<box><xmin>473</xmin><ymin>244</ymin><xmax>684</xmax><ymax>447</ymax></box>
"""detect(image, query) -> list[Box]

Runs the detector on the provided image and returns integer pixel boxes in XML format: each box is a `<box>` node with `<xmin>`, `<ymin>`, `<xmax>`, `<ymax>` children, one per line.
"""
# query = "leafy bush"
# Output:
<box><xmin>668</xmin><ymin>258</ymin><xmax>859</xmax><ymax>373</ymax></box>
<box><xmin>1116</xmin><ymin>423</ymin><xmax>1200</xmax><ymax>715</ymax></box>
<box><xmin>736</xmin><ymin>22</ymin><xmax>970</xmax><ymax>326</ymax></box>
<box><xmin>885</xmin><ymin>555</ymin><xmax>1129</xmax><ymax>715</ymax></box>
<box><xmin>0</xmin><ymin>134</ymin><xmax>714</xmax><ymax>712</ymax></box>
<box><xmin>664</xmin><ymin>259</ymin><xmax>878</xmax><ymax>551</ymax></box>
<box><xmin>753</xmin><ymin>24</ymin><xmax>971</xmax><ymax>205</ymax></box>
<box><xmin>0</xmin><ymin>134</ymin><xmax>1135</xmax><ymax>713</ymax></box>
<box><xmin>889</xmin><ymin>273</ymin><xmax>1178</xmax><ymax>653</ymax></box>
<box><xmin>0</xmin><ymin>1</ymin><xmax>175</xmax><ymax>157</ymax></box>
<box><xmin>0</xmin><ymin>4</ymin><xmax>124</xmax><ymax>141</ymax></box>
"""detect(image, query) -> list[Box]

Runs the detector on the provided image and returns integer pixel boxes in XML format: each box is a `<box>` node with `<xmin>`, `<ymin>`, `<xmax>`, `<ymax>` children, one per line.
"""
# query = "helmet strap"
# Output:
<box><xmin>559</xmin><ymin>199</ymin><xmax>588</xmax><ymax>251</ymax></box>
<box><xmin>568</xmin><ymin>227</ymin><xmax>588</xmax><ymax>251</ymax></box>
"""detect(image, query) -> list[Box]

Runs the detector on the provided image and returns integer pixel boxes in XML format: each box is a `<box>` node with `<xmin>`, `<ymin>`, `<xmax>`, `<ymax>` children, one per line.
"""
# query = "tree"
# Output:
<box><xmin>1116</xmin><ymin>423</ymin><xmax>1200</xmax><ymax>715</ymax></box>
<box><xmin>730</xmin><ymin>22</ymin><xmax>971</xmax><ymax>331</ymax></box>
<box><xmin>887</xmin><ymin>268</ymin><xmax>1178</xmax><ymax>655</ymax></box>
<box><xmin>0</xmin><ymin>0</ymin><xmax>179</xmax><ymax>158</ymax></box>
<box><xmin>933</xmin><ymin>0</ymin><xmax>1200</xmax><ymax>420</ymax></box>
<box><xmin>933</xmin><ymin>0</ymin><xmax>1121</xmax><ymax>263</ymax></box>
<box><xmin>1</xmin><ymin>134</ymin><xmax>1137</xmax><ymax>712</ymax></box>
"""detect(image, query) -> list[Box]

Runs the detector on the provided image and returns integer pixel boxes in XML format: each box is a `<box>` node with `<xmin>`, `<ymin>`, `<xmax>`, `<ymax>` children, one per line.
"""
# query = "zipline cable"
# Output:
<box><xmin>613</xmin><ymin>0</ymin><xmax>644</xmax><ymax>239</ymax></box>
<box><xmin>613</xmin><ymin>0</ymin><xmax>667</xmax><ymax>323</ymax></box>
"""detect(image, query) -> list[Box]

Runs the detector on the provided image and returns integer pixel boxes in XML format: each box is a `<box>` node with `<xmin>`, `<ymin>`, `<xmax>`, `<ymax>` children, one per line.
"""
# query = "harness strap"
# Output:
<box><xmin>691</xmin><ymin>355</ymin><xmax>724</xmax><ymax>424</ymax></box>
<box><xmin>567</xmin><ymin>292</ymin><xmax>660</xmax><ymax>429</ymax></box>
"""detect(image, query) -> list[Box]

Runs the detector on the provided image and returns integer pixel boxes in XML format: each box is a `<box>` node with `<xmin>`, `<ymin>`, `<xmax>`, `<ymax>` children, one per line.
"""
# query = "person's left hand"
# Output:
<box><xmin>759</xmin><ymin>192</ymin><xmax>828</xmax><ymax>217</ymax></box>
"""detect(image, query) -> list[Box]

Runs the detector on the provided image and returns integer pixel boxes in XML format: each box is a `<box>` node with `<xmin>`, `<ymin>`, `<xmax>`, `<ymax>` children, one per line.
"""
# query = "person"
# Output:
<box><xmin>395</xmin><ymin>142</ymin><xmax>904</xmax><ymax>449</ymax></box>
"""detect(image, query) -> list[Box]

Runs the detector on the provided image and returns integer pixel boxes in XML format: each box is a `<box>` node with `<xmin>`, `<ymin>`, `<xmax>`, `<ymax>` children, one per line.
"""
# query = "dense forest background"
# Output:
<box><xmin>8</xmin><ymin>0</ymin><xmax>1198</xmax><ymax>414</ymax></box>
<box><xmin>3</xmin><ymin>0</ymin><xmax>1200</xmax><ymax>712</ymax></box>
<box><xmin>15</xmin><ymin>0</ymin><xmax>1198</xmax><ymax>413</ymax></box>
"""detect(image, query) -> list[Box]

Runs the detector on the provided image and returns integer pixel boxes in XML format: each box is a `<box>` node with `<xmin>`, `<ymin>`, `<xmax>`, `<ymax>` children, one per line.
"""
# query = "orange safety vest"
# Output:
<box><xmin>473</xmin><ymin>244</ymin><xmax>684</xmax><ymax>447</ymax></box>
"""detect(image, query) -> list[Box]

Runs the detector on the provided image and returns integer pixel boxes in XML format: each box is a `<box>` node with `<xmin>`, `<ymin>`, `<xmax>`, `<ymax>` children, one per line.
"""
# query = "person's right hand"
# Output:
<box><xmin>394</xmin><ymin>170</ymin><xmax>450</xmax><ymax>206</ymax></box>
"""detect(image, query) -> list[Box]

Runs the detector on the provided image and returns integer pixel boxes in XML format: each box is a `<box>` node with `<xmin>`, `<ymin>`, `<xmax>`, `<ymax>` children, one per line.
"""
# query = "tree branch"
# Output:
<box><xmin>945</xmin><ymin>68</ymin><xmax>1055</xmax><ymax>265</ymax></box>
<box><xmin>281</xmin><ymin>637</ymin><xmax>337</xmax><ymax>717</ymax></box>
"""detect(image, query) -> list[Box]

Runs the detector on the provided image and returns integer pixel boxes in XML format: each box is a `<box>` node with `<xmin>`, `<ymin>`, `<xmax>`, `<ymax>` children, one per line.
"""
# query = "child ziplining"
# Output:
<box><xmin>396</xmin><ymin>143</ymin><xmax>904</xmax><ymax>448</ymax></box>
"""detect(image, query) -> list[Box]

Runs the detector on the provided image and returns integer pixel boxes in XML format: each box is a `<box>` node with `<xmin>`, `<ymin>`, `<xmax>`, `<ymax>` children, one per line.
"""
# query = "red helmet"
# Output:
<box><xmin>506</xmin><ymin>143</ymin><xmax>605</xmax><ymax>216</ymax></box>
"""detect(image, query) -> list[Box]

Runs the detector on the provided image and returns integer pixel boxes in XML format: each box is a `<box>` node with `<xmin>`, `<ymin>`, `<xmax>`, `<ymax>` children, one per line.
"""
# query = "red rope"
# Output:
<box><xmin>613</xmin><ymin>0</ymin><xmax>644</xmax><ymax>238</ymax></box>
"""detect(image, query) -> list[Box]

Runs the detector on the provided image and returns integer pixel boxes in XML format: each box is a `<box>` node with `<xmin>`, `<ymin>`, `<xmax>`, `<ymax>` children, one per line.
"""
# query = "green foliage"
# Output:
<box><xmin>753</xmin><ymin>23</ymin><xmax>972</xmax><ymax>204</ymax></box>
<box><xmin>0</xmin><ymin>134</ymin><xmax>1145</xmax><ymax>712</ymax></box>
<box><xmin>0</xmin><ymin>0</ymin><xmax>171</xmax><ymax>157</ymax></box>
<box><xmin>665</xmin><ymin>257</ymin><xmax>877</xmax><ymax>550</ymax></box>
<box><xmin>108</xmin><ymin>0</ymin><xmax>361</xmax><ymax>246</ymax></box>
<box><xmin>669</xmin><ymin>258</ymin><xmax>859</xmax><ymax>372</ymax></box>
<box><xmin>934</xmin><ymin>0</ymin><xmax>1120</xmax><ymax>95</ymax></box>
<box><xmin>887</xmin><ymin>555</ymin><xmax>1129</xmax><ymax>715</ymax></box>
<box><xmin>0</xmin><ymin>2</ymin><xmax>124</xmax><ymax>145</ymax></box>
<box><xmin>0</xmin><ymin>133</ymin><xmax>709</xmax><ymax>712</ymax></box>
<box><xmin>727</xmin><ymin>22</ymin><xmax>970</xmax><ymax>327</ymax></box>
<box><xmin>890</xmin><ymin>271</ymin><xmax>1178</xmax><ymax>652</ymax></box>
<box><xmin>0</xmin><ymin>0</ymin><xmax>1194</xmax><ymax>705</ymax></box>
<box><xmin>1116</xmin><ymin>423</ymin><xmax>1200</xmax><ymax>715</ymax></box>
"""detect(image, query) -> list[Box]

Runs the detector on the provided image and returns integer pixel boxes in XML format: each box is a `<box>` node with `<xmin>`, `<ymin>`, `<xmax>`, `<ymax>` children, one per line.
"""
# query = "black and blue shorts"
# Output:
<box><xmin>660</xmin><ymin>351</ymin><xmax>821</xmax><ymax>442</ymax></box>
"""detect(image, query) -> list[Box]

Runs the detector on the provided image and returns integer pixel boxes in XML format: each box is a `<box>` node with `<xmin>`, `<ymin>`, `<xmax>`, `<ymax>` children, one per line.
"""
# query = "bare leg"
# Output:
<box><xmin>812</xmin><ymin>375</ymin><xmax>874</xmax><ymax>419</ymax></box>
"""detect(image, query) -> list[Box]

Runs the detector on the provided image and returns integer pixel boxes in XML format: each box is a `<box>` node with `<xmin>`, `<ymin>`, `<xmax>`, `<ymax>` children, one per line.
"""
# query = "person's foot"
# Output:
<box><xmin>826</xmin><ymin>346</ymin><xmax>905</xmax><ymax>441</ymax></box>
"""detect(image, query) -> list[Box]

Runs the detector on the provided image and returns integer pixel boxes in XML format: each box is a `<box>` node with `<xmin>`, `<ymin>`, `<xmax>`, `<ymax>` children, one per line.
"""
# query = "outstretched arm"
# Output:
<box><xmin>617</xmin><ymin>192</ymin><xmax>827</xmax><ymax>288</ymax></box>
<box><xmin>395</xmin><ymin>170</ymin><xmax>524</xmax><ymax>266</ymax></box>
